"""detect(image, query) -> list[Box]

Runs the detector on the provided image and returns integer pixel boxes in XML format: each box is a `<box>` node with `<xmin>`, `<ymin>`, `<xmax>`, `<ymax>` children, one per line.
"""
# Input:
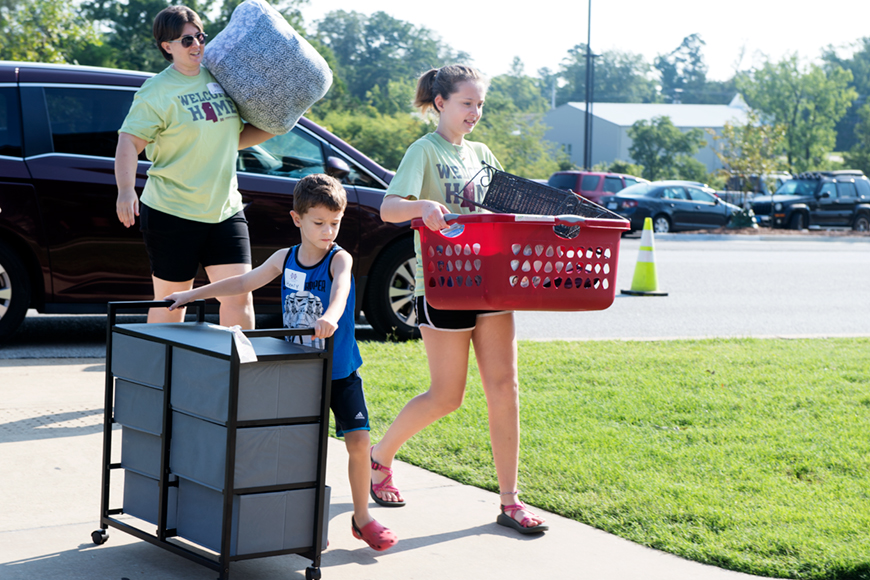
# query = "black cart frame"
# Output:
<box><xmin>93</xmin><ymin>300</ymin><xmax>333</xmax><ymax>580</ymax></box>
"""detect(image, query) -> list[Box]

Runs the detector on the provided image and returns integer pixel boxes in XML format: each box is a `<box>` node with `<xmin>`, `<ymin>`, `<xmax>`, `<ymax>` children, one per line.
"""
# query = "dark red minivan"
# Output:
<box><xmin>547</xmin><ymin>171</ymin><xmax>647</xmax><ymax>205</ymax></box>
<box><xmin>0</xmin><ymin>61</ymin><xmax>418</xmax><ymax>341</ymax></box>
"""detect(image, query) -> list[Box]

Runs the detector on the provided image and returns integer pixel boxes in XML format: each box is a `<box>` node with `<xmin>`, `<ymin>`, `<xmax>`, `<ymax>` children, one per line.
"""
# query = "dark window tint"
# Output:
<box><xmin>547</xmin><ymin>174</ymin><xmax>578</xmax><ymax>191</ymax></box>
<box><xmin>45</xmin><ymin>88</ymin><xmax>135</xmax><ymax>158</ymax></box>
<box><xmin>239</xmin><ymin>127</ymin><xmax>325</xmax><ymax>178</ymax></box>
<box><xmin>836</xmin><ymin>182</ymin><xmax>857</xmax><ymax>198</ymax></box>
<box><xmin>603</xmin><ymin>176</ymin><xmax>623</xmax><ymax>193</ymax></box>
<box><xmin>855</xmin><ymin>179</ymin><xmax>870</xmax><ymax>198</ymax></box>
<box><xmin>0</xmin><ymin>88</ymin><xmax>23</xmax><ymax>157</ymax></box>
<box><xmin>819</xmin><ymin>182</ymin><xmax>837</xmax><ymax>199</ymax></box>
<box><xmin>580</xmin><ymin>175</ymin><xmax>601</xmax><ymax>192</ymax></box>
<box><xmin>687</xmin><ymin>188</ymin><xmax>717</xmax><ymax>203</ymax></box>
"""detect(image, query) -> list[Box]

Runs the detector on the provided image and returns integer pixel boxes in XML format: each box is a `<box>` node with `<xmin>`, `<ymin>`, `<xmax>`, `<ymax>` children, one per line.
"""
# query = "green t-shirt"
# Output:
<box><xmin>384</xmin><ymin>132</ymin><xmax>502</xmax><ymax>296</ymax></box>
<box><xmin>119</xmin><ymin>65</ymin><xmax>244</xmax><ymax>223</ymax></box>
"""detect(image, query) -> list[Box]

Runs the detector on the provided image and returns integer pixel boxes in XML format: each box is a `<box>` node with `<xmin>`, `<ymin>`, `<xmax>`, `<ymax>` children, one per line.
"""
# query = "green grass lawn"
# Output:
<box><xmin>356</xmin><ymin>338</ymin><xmax>870</xmax><ymax>580</ymax></box>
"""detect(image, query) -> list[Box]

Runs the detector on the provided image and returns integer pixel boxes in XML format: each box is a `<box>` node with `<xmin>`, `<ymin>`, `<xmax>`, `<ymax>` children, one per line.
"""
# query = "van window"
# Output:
<box><xmin>0</xmin><ymin>88</ymin><xmax>22</xmax><ymax>157</ymax></box>
<box><xmin>580</xmin><ymin>175</ymin><xmax>600</xmax><ymax>192</ymax></box>
<box><xmin>547</xmin><ymin>174</ymin><xmax>578</xmax><ymax>191</ymax></box>
<box><xmin>44</xmin><ymin>87</ymin><xmax>135</xmax><ymax>158</ymax></box>
<box><xmin>238</xmin><ymin>127</ymin><xmax>324</xmax><ymax>178</ymax></box>
<box><xmin>603</xmin><ymin>176</ymin><xmax>623</xmax><ymax>193</ymax></box>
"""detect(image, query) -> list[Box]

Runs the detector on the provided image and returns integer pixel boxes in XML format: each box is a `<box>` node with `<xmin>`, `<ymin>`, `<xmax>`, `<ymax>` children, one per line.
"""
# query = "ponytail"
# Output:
<box><xmin>413</xmin><ymin>65</ymin><xmax>488</xmax><ymax>115</ymax></box>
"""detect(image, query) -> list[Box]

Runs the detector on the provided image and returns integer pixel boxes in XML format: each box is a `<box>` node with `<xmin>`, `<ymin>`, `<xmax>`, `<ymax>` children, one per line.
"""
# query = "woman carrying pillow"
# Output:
<box><xmin>114</xmin><ymin>5</ymin><xmax>274</xmax><ymax>326</ymax></box>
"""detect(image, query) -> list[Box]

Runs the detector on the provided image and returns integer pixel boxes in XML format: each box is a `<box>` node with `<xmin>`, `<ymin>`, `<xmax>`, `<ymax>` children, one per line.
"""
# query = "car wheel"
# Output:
<box><xmin>652</xmin><ymin>215</ymin><xmax>671</xmax><ymax>233</ymax></box>
<box><xmin>853</xmin><ymin>213</ymin><xmax>870</xmax><ymax>232</ymax></box>
<box><xmin>363</xmin><ymin>237</ymin><xmax>421</xmax><ymax>341</ymax></box>
<box><xmin>0</xmin><ymin>242</ymin><xmax>31</xmax><ymax>342</ymax></box>
<box><xmin>788</xmin><ymin>212</ymin><xmax>806</xmax><ymax>230</ymax></box>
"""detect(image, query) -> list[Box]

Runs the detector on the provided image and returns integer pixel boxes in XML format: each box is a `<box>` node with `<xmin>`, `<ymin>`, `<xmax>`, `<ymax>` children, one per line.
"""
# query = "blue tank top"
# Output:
<box><xmin>281</xmin><ymin>244</ymin><xmax>362</xmax><ymax>380</ymax></box>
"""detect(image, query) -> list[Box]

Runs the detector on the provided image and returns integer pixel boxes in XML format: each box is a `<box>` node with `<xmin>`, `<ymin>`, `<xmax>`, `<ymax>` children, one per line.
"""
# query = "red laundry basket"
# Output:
<box><xmin>413</xmin><ymin>213</ymin><xmax>630</xmax><ymax>311</ymax></box>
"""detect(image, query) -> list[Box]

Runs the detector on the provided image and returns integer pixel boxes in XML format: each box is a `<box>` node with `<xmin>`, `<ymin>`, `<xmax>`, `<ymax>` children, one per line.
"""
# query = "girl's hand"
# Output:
<box><xmin>421</xmin><ymin>200</ymin><xmax>449</xmax><ymax>231</ymax></box>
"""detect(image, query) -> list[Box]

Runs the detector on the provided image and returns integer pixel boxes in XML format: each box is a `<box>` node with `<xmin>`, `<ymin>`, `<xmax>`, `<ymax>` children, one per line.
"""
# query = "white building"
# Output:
<box><xmin>543</xmin><ymin>95</ymin><xmax>749</xmax><ymax>172</ymax></box>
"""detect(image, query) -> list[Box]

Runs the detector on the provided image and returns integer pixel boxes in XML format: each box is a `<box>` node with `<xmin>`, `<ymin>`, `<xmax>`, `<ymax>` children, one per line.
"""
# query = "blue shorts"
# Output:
<box><xmin>331</xmin><ymin>370</ymin><xmax>369</xmax><ymax>437</ymax></box>
<box><xmin>415</xmin><ymin>296</ymin><xmax>509</xmax><ymax>331</ymax></box>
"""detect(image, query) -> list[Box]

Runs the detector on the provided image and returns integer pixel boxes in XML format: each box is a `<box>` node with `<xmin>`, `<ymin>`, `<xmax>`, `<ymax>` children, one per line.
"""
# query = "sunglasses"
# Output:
<box><xmin>167</xmin><ymin>32</ymin><xmax>207</xmax><ymax>48</ymax></box>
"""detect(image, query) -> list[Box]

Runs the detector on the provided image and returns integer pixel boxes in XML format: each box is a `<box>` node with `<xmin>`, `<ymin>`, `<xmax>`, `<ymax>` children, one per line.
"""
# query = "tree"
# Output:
<box><xmin>843</xmin><ymin>102</ymin><xmax>870</xmax><ymax>175</ymax></box>
<box><xmin>0</xmin><ymin>0</ymin><xmax>101</xmax><ymax>64</ymax></box>
<box><xmin>709</xmin><ymin>110</ymin><xmax>787</xmax><ymax>203</ymax></box>
<box><xmin>314</xmin><ymin>10</ymin><xmax>467</xmax><ymax>106</ymax></box>
<box><xmin>823</xmin><ymin>37</ymin><xmax>870</xmax><ymax>151</ymax></box>
<box><xmin>627</xmin><ymin>115</ymin><xmax>705</xmax><ymax>181</ymax></box>
<box><xmin>655</xmin><ymin>34</ymin><xmax>710</xmax><ymax>104</ymax></box>
<box><xmin>737</xmin><ymin>54</ymin><xmax>857</xmax><ymax>173</ymax></box>
<box><xmin>489</xmin><ymin>58</ymin><xmax>549</xmax><ymax>114</ymax></box>
<box><xmin>556</xmin><ymin>44</ymin><xmax>658</xmax><ymax>106</ymax></box>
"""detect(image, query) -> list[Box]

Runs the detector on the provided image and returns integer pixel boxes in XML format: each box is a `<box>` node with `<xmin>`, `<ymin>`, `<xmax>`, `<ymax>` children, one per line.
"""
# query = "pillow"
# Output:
<box><xmin>203</xmin><ymin>0</ymin><xmax>332</xmax><ymax>135</ymax></box>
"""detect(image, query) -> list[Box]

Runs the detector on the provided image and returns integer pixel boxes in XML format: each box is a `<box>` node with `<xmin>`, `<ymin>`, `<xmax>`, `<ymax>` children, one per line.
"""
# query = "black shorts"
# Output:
<box><xmin>415</xmin><ymin>296</ymin><xmax>509</xmax><ymax>331</ymax></box>
<box><xmin>140</xmin><ymin>204</ymin><xmax>252</xmax><ymax>282</ymax></box>
<box><xmin>331</xmin><ymin>370</ymin><xmax>370</xmax><ymax>437</ymax></box>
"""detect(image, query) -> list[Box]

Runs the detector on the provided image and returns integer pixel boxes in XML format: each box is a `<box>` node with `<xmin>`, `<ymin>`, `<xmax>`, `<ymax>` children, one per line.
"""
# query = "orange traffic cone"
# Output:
<box><xmin>621</xmin><ymin>217</ymin><xmax>668</xmax><ymax>296</ymax></box>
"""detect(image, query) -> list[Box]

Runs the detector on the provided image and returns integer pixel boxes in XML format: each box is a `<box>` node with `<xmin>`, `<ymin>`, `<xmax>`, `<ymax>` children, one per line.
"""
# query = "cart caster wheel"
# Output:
<box><xmin>305</xmin><ymin>567</ymin><xmax>321</xmax><ymax>580</ymax></box>
<box><xmin>91</xmin><ymin>530</ymin><xmax>108</xmax><ymax>545</ymax></box>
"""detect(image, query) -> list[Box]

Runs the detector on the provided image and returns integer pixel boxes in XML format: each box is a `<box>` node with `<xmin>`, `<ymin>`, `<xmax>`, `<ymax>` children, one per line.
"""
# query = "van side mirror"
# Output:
<box><xmin>326</xmin><ymin>156</ymin><xmax>351</xmax><ymax>180</ymax></box>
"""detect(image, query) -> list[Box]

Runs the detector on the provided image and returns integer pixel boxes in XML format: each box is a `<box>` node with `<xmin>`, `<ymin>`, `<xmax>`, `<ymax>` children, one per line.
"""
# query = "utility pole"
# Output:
<box><xmin>582</xmin><ymin>0</ymin><xmax>598</xmax><ymax>170</ymax></box>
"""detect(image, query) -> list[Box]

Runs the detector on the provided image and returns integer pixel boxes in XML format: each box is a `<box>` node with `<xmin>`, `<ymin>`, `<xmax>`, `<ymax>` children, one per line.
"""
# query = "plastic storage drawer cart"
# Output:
<box><xmin>93</xmin><ymin>301</ymin><xmax>332</xmax><ymax>580</ymax></box>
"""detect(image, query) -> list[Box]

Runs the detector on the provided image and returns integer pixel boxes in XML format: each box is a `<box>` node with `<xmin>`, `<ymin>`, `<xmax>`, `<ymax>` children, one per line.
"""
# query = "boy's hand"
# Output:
<box><xmin>313</xmin><ymin>317</ymin><xmax>338</xmax><ymax>339</ymax></box>
<box><xmin>164</xmin><ymin>291</ymin><xmax>193</xmax><ymax>311</ymax></box>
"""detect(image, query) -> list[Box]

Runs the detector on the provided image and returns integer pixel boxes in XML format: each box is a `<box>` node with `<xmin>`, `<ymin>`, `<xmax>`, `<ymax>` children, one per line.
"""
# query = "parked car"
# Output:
<box><xmin>600</xmin><ymin>181</ymin><xmax>740</xmax><ymax>233</ymax></box>
<box><xmin>715</xmin><ymin>172</ymin><xmax>794</xmax><ymax>207</ymax></box>
<box><xmin>749</xmin><ymin>171</ymin><xmax>870</xmax><ymax>230</ymax></box>
<box><xmin>0</xmin><ymin>61</ymin><xmax>418</xmax><ymax>342</ymax></box>
<box><xmin>547</xmin><ymin>170</ymin><xmax>647</xmax><ymax>204</ymax></box>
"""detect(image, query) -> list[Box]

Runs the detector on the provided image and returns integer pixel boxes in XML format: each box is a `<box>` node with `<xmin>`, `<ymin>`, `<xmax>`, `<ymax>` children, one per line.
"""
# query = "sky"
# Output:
<box><xmin>300</xmin><ymin>0</ymin><xmax>870</xmax><ymax>82</ymax></box>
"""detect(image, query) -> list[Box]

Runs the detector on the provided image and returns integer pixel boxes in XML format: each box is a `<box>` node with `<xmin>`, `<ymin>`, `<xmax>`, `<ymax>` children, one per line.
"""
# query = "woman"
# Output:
<box><xmin>374</xmin><ymin>65</ymin><xmax>547</xmax><ymax>534</ymax></box>
<box><xmin>115</xmin><ymin>5</ymin><xmax>273</xmax><ymax>326</ymax></box>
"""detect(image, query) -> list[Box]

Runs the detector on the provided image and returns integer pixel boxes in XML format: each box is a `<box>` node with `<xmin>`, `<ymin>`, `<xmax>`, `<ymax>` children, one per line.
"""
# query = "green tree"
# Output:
<box><xmin>823</xmin><ymin>37</ymin><xmax>870</xmax><ymax>151</ymax></box>
<box><xmin>0</xmin><ymin>0</ymin><xmax>101</xmax><ymax>63</ymax></box>
<box><xmin>627</xmin><ymin>115</ymin><xmax>705</xmax><ymax>181</ymax></box>
<box><xmin>654</xmin><ymin>33</ymin><xmax>710</xmax><ymax>104</ymax></box>
<box><xmin>557</xmin><ymin>44</ymin><xmax>658</xmax><ymax>105</ymax></box>
<box><xmin>489</xmin><ymin>58</ymin><xmax>549</xmax><ymax>114</ymax></box>
<box><xmin>708</xmin><ymin>110</ymin><xmax>788</xmax><ymax>202</ymax></box>
<box><xmin>843</xmin><ymin>102</ymin><xmax>870</xmax><ymax>175</ymax></box>
<box><xmin>314</xmin><ymin>10</ymin><xmax>467</xmax><ymax>105</ymax></box>
<box><xmin>738</xmin><ymin>55</ymin><xmax>857</xmax><ymax>173</ymax></box>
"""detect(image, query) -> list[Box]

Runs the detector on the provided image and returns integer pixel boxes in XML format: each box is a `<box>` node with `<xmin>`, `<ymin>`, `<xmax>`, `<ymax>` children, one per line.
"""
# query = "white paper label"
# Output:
<box><xmin>284</xmin><ymin>269</ymin><xmax>306</xmax><ymax>292</ymax></box>
<box><xmin>207</xmin><ymin>82</ymin><xmax>225</xmax><ymax>95</ymax></box>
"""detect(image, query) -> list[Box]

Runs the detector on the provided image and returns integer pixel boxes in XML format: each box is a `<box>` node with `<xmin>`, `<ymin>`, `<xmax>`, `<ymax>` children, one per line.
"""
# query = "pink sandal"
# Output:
<box><xmin>370</xmin><ymin>447</ymin><xmax>405</xmax><ymax>507</ymax></box>
<box><xmin>351</xmin><ymin>517</ymin><xmax>398</xmax><ymax>551</ymax></box>
<box><xmin>497</xmin><ymin>501</ymin><xmax>549</xmax><ymax>534</ymax></box>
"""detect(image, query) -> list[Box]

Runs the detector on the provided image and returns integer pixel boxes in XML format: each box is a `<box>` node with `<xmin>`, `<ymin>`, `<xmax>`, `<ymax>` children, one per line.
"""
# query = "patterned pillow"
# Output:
<box><xmin>203</xmin><ymin>0</ymin><xmax>332</xmax><ymax>135</ymax></box>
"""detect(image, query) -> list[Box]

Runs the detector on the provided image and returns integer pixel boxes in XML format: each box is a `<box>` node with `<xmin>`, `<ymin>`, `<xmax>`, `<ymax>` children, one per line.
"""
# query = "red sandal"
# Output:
<box><xmin>370</xmin><ymin>446</ymin><xmax>405</xmax><ymax>507</ymax></box>
<box><xmin>351</xmin><ymin>517</ymin><xmax>398</xmax><ymax>551</ymax></box>
<box><xmin>497</xmin><ymin>501</ymin><xmax>549</xmax><ymax>534</ymax></box>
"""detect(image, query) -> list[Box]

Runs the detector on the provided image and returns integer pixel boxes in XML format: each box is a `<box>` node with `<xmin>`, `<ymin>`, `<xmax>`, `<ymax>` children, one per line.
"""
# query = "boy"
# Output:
<box><xmin>164</xmin><ymin>173</ymin><xmax>397</xmax><ymax>551</ymax></box>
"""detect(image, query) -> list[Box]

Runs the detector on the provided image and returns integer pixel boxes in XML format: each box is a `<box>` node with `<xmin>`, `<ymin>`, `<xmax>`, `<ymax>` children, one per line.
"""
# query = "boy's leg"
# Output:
<box><xmin>343</xmin><ymin>430</ymin><xmax>374</xmax><ymax>526</ymax></box>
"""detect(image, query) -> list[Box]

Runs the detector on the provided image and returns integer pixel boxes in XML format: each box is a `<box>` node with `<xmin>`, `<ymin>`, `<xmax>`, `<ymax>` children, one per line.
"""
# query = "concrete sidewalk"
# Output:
<box><xmin>0</xmin><ymin>359</ymin><xmax>770</xmax><ymax>580</ymax></box>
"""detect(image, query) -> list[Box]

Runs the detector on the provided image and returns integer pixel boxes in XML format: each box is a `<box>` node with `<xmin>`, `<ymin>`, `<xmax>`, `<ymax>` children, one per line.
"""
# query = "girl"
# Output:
<box><xmin>374</xmin><ymin>65</ymin><xmax>547</xmax><ymax>534</ymax></box>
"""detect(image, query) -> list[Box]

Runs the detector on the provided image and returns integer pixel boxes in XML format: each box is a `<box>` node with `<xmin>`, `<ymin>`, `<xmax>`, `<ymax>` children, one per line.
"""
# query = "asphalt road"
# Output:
<box><xmin>1</xmin><ymin>235</ymin><xmax>868</xmax><ymax>359</ymax></box>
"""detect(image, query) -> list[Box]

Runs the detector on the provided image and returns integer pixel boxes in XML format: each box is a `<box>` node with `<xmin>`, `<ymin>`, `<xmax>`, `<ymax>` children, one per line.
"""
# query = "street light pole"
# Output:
<box><xmin>583</xmin><ymin>0</ymin><xmax>596</xmax><ymax>170</ymax></box>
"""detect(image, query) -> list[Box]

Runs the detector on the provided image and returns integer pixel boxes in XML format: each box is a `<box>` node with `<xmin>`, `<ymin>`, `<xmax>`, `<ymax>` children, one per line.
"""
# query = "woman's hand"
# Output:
<box><xmin>116</xmin><ymin>187</ymin><xmax>139</xmax><ymax>228</ymax></box>
<box><xmin>420</xmin><ymin>200</ymin><xmax>450</xmax><ymax>231</ymax></box>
